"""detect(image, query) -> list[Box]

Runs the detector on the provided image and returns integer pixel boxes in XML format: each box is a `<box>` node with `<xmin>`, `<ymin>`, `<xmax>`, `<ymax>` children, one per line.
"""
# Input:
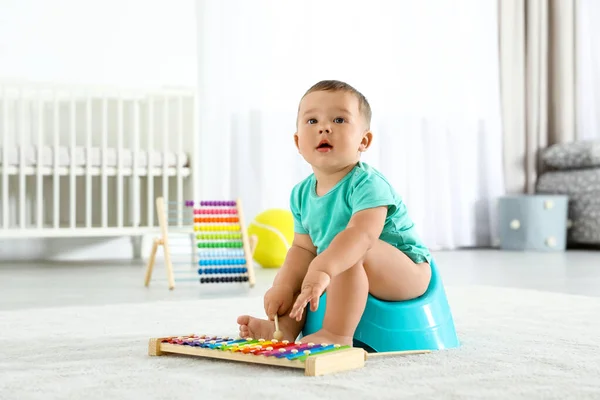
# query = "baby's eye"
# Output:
<box><xmin>333</xmin><ymin>117</ymin><xmax>345</xmax><ymax>124</ymax></box>
<box><xmin>307</xmin><ymin>118</ymin><xmax>317</xmax><ymax>124</ymax></box>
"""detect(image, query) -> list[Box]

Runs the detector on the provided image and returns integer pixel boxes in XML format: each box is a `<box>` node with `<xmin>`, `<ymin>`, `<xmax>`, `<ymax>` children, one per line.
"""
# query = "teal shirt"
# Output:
<box><xmin>290</xmin><ymin>162</ymin><xmax>431</xmax><ymax>264</ymax></box>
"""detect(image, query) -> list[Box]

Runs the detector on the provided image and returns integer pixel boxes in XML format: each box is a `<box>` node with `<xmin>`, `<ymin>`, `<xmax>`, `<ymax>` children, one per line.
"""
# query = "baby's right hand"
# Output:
<box><xmin>264</xmin><ymin>284</ymin><xmax>295</xmax><ymax>320</ymax></box>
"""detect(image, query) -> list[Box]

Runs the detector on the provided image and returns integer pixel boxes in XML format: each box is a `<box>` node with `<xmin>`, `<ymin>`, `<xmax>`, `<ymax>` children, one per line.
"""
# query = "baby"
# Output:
<box><xmin>237</xmin><ymin>80</ymin><xmax>432</xmax><ymax>346</ymax></box>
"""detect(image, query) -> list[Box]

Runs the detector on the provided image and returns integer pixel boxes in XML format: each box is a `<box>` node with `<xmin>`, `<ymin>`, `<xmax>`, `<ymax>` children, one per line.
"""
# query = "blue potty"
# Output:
<box><xmin>301</xmin><ymin>258</ymin><xmax>460</xmax><ymax>352</ymax></box>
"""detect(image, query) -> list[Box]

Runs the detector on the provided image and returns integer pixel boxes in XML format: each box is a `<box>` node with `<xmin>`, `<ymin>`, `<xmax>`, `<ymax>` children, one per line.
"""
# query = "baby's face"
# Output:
<box><xmin>295</xmin><ymin>90</ymin><xmax>371</xmax><ymax>174</ymax></box>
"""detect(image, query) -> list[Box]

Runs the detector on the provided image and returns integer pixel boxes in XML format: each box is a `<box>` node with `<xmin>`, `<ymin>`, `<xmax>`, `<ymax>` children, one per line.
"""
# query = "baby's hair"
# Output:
<box><xmin>300</xmin><ymin>80</ymin><xmax>372</xmax><ymax>128</ymax></box>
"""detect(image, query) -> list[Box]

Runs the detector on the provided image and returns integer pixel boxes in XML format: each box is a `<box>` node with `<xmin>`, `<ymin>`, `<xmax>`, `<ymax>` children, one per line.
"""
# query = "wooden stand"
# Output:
<box><xmin>144</xmin><ymin>197</ymin><xmax>257</xmax><ymax>290</ymax></box>
<box><xmin>235</xmin><ymin>198</ymin><xmax>257</xmax><ymax>287</ymax></box>
<box><xmin>144</xmin><ymin>197</ymin><xmax>175</xmax><ymax>289</ymax></box>
<box><xmin>148</xmin><ymin>337</ymin><xmax>431</xmax><ymax>377</ymax></box>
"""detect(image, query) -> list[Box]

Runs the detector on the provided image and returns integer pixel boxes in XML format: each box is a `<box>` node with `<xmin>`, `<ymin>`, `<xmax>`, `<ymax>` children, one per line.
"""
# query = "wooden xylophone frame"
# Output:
<box><xmin>148</xmin><ymin>336</ymin><xmax>431</xmax><ymax>376</ymax></box>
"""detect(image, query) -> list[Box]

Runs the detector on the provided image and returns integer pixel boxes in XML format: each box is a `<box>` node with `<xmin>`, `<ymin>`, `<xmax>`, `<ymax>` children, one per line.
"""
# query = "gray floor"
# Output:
<box><xmin>0</xmin><ymin>249</ymin><xmax>598</xmax><ymax>311</ymax></box>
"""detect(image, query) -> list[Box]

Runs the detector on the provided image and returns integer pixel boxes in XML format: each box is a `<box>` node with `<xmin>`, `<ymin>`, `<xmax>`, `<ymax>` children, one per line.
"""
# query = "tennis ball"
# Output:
<box><xmin>248</xmin><ymin>208</ymin><xmax>294</xmax><ymax>268</ymax></box>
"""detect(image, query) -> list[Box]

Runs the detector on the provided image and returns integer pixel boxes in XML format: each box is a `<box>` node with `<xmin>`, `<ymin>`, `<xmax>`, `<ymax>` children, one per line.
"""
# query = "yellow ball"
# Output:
<box><xmin>248</xmin><ymin>208</ymin><xmax>294</xmax><ymax>268</ymax></box>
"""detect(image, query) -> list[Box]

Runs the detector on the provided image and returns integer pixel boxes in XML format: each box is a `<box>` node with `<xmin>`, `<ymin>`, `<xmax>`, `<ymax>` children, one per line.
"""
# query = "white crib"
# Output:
<box><xmin>0</xmin><ymin>80</ymin><xmax>198</xmax><ymax>252</ymax></box>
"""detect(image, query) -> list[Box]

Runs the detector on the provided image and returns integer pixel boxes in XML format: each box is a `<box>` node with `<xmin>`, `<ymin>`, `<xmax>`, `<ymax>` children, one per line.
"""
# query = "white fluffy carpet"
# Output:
<box><xmin>1</xmin><ymin>286</ymin><xmax>599</xmax><ymax>400</ymax></box>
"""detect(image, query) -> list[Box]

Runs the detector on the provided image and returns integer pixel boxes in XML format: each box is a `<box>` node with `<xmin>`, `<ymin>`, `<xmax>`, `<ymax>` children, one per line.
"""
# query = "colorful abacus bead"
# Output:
<box><xmin>200</xmin><ymin>200</ymin><xmax>237</xmax><ymax>207</ymax></box>
<box><xmin>197</xmin><ymin>267</ymin><xmax>247</xmax><ymax>275</ymax></box>
<box><xmin>196</xmin><ymin>233</ymin><xmax>242</xmax><ymax>240</ymax></box>
<box><xmin>198</xmin><ymin>250</ymin><xmax>244</xmax><ymax>258</ymax></box>
<box><xmin>199</xmin><ymin>258</ymin><xmax>246</xmax><ymax>266</ymax></box>
<box><xmin>200</xmin><ymin>276</ymin><xmax>249</xmax><ymax>283</ymax></box>
<box><xmin>194</xmin><ymin>217</ymin><xmax>239</xmax><ymax>224</ymax></box>
<box><xmin>197</xmin><ymin>241</ymin><xmax>242</xmax><ymax>248</ymax></box>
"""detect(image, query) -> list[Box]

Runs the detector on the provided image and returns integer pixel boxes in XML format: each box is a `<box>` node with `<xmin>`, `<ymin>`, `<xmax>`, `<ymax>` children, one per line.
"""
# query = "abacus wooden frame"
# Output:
<box><xmin>144</xmin><ymin>196</ymin><xmax>257</xmax><ymax>289</ymax></box>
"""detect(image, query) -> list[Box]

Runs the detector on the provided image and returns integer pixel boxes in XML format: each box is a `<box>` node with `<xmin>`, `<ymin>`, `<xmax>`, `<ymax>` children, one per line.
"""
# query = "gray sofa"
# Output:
<box><xmin>535</xmin><ymin>141</ymin><xmax>600</xmax><ymax>246</ymax></box>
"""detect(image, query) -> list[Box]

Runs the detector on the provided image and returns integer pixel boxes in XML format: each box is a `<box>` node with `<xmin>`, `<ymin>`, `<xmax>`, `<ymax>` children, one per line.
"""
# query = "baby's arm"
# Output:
<box><xmin>264</xmin><ymin>233</ymin><xmax>317</xmax><ymax>319</ymax></box>
<box><xmin>309</xmin><ymin>206</ymin><xmax>386</xmax><ymax>279</ymax></box>
<box><xmin>272</xmin><ymin>233</ymin><xmax>317</xmax><ymax>291</ymax></box>
<box><xmin>288</xmin><ymin>206</ymin><xmax>387</xmax><ymax>320</ymax></box>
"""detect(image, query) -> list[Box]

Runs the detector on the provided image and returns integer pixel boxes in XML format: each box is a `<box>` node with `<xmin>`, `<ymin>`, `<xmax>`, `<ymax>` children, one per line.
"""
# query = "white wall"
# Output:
<box><xmin>0</xmin><ymin>0</ymin><xmax>197</xmax><ymax>87</ymax></box>
<box><xmin>0</xmin><ymin>0</ymin><xmax>197</xmax><ymax>261</ymax></box>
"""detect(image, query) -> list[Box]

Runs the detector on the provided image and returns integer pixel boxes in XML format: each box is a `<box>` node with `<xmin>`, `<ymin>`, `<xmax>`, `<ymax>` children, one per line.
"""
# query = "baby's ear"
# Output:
<box><xmin>359</xmin><ymin>131</ymin><xmax>373</xmax><ymax>151</ymax></box>
<box><xmin>294</xmin><ymin>132</ymin><xmax>300</xmax><ymax>150</ymax></box>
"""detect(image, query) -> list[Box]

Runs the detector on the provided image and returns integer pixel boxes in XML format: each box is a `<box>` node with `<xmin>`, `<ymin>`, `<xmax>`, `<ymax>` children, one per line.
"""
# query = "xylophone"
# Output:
<box><xmin>148</xmin><ymin>334</ymin><xmax>430</xmax><ymax>376</ymax></box>
<box><xmin>144</xmin><ymin>197</ymin><xmax>257</xmax><ymax>290</ymax></box>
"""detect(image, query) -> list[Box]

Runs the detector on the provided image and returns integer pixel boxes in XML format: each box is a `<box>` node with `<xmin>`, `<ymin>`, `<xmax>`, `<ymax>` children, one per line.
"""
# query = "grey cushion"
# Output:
<box><xmin>568</xmin><ymin>195</ymin><xmax>600</xmax><ymax>245</ymax></box>
<box><xmin>536</xmin><ymin>168</ymin><xmax>600</xmax><ymax>195</ymax></box>
<box><xmin>541</xmin><ymin>141</ymin><xmax>600</xmax><ymax>170</ymax></box>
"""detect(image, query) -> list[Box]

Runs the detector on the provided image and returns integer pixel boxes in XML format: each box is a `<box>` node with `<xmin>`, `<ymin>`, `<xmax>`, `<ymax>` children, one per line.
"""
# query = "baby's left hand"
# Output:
<box><xmin>289</xmin><ymin>269</ymin><xmax>331</xmax><ymax>321</ymax></box>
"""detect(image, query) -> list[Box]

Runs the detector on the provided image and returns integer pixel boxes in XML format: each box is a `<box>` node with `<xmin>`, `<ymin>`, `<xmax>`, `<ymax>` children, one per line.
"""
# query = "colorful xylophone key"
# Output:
<box><xmin>159</xmin><ymin>335</ymin><xmax>351</xmax><ymax>361</ymax></box>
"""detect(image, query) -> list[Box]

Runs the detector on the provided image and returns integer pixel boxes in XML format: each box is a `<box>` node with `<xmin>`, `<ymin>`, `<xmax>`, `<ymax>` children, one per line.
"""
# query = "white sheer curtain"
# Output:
<box><xmin>576</xmin><ymin>0</ymin><xmax>600</xmax><ymax>140</ymax></box>
<box><xmin>194</xmin><ymin>0</ymin><xmax>504</xmax><ymax>250</ymax></box>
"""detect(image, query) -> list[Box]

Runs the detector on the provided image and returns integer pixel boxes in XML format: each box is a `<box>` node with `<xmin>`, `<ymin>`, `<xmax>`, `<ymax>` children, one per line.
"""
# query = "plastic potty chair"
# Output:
<box><xmin>301</xmin><ymin>258</ymin><xmax>460</xmax><ymax>352</ymax></box>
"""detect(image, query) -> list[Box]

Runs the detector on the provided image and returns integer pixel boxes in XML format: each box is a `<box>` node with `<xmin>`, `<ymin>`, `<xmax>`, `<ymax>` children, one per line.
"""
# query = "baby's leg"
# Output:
<box><xmin>299</xmin><ymin>259</ymin><xmax>369</xmax><ymax>345</ymax></box>
<box><xmin>300</xmin><ymin>240</ymin><xmax>431</xmax><ymax>345</ymax></box>
<box><xmin>362</xmin><ymin>240</ymin><xmax>431</xmax><ymax>301</ymax></box>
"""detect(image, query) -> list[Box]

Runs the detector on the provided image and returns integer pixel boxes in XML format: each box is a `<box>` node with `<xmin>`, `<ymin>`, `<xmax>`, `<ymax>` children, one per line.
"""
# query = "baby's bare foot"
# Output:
<box><xmin>300</xmin><ymin>329</ymin><xmax>353</xmax><ymax>347</ymax></box>
<box><xmin>236</xmin><ymin>315</ymin><xmax>274</xmax><ymax>340</ymax></box>
<box><xmin>236</xmin><ymin>315</ymin><xmax>298</xmax><ymax>341</ymax></box>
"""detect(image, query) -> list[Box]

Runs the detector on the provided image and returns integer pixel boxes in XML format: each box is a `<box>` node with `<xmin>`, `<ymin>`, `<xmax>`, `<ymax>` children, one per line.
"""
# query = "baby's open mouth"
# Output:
<box><xmin>317</xmin><ymin>140</ymin><xmax>333</xmax><ymax>150</ymax></box>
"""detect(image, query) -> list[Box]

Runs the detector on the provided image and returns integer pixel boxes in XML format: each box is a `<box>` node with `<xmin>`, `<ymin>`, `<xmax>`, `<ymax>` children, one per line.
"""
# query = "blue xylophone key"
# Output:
<box><xmin>273</xmin><ymin>344</ymin><xmax>309</xmax><ymax>358</ymax></box>
<box><xmin>285</xmin><ymin>344</ymin><xmax>336</xmax><ymax>360</ymax></box>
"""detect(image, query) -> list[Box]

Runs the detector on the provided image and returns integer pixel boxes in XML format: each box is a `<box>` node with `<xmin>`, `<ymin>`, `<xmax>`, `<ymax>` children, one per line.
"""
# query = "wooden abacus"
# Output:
<box><xmin>144</xmin><ymin>197</ymin><xmax>257</xmax><ymax>290</ymax></box>
<box><xmin>148</xmin><ymin>334</ymin><xmax>431</xmax><ymax>376</ymax></box>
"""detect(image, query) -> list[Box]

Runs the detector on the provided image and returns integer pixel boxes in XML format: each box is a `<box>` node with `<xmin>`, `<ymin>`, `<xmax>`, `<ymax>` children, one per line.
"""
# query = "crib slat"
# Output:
<box><xmin>117</xmin><ymin>96</ymin><xmax>123</xmax><ymax>228</ymax></box>
<box><xmin>70</xmin><ymin>94</ymin><xmax>76</xmax><ymax>228</ymax></box>
<box><xmin>53</xmin><ymin>91</ymin><xmax>60</xmax><ymax>229</ymax></box>
<box><xmin>162</xmin><ymin>95</ymin><xmax>169</xmax><ymax>210</ymax></box>
<box><xmin>147</xmin><ymin>96</ymin><xmax>154</xmax><ymax>227</ymax></box>
<box><xmin>177</xmin><ymin>96</ymin><xmax>183</xmax><ymax>228</ymax></box>
<box><xmin>1</xmin><ymin>86</ymin><xmax>8</xmax><ymax>229</ymax></box>
<box><xmin>132</xmin><ymin>99</ymin><xmax>140</xmax><ymax>228</ymax></box>
<box><xmin>18</xmin><ymin>89</ymin><xmax>26</xmax><ymax>229</ymax></box>
<box><xmin>36</xmin><ymin>93</ymin><xmax>44</xmax><ymax>229</ymax></box>
<box><xmin>101</xmin><ymin>96</ymin><xmax>108</xmax><ymax>228</ymax></box>
<box><xmin>85</xmin><ymin>96</ymin><xmax>92</xmax><ymax>228</ymax></box>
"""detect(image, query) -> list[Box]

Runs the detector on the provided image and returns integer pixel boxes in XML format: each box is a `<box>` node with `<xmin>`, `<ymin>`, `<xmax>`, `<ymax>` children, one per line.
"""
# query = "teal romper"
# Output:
<box><xmin>290</xmin><ymin>161</ymin><xmax>431</xmax><ymax>264</ymax></box>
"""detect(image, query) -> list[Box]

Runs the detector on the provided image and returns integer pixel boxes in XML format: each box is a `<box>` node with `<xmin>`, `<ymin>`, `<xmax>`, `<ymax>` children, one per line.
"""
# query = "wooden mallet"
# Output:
<box><xmin>273</xmin><ymin>314</ymin><xmax>284</xmax><ymax>341</ymax></box>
